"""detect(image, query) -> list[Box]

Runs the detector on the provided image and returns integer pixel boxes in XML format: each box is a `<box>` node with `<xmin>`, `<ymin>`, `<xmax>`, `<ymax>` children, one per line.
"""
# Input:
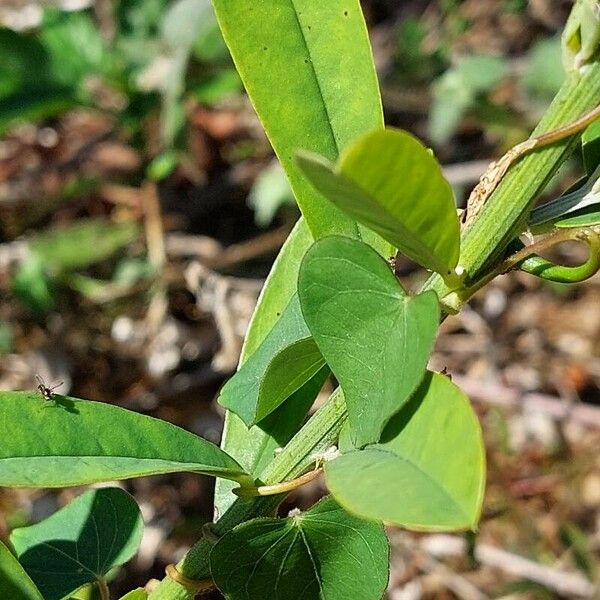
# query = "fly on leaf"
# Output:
<box><xmin>35</xmin><ymin>374</ymin><xmax>63</xmax><ymax>403</ymax></box>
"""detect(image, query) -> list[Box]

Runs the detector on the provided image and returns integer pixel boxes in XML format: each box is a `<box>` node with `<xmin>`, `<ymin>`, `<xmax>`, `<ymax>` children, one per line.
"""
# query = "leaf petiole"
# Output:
<box><xmin>233</xmin><ymin>467</ymin><xmax>323</xmax><ymax>498</ymax></box>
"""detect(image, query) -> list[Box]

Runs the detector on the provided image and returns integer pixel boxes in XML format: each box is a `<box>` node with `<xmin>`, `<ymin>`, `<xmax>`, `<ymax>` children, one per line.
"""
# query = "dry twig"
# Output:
<box><xmin>420</xmin><ymin>534</ymin><xmax>597</xmax><ymax>598</ymax></box>
<box><xmin>453</xmin><ymin>374</ymin><xmax>600</xmax><ymax>428</ymax></box>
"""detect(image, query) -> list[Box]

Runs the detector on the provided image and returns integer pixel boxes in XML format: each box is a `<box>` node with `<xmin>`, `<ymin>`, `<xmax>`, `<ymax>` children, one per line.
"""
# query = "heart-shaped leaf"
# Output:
<box><xmin>298</xmin><ymin>235</ymin><xmax>440</xmax><ymax>447</ymax></box>
<box><xmin>210</xmin><ymin>496</ymin><xmax>389</xmax><ymax>600</ymax></box>
<box><xmin>0</xmin><ymin>391</ymin><xmax>250</xmax><ymax>487</ymax></box>
<box><xmin>296</xmin><ymin>128</ymin><xmax>460</xmax><ymax>278</ymax></box>
<box><xmin>325</xmin><ymin>372</ymin><xmax>486</xmax><ymax>530</ymax></box>
<box><xmin>218</xmin><ymin>294</ymin><xmax>324</xmax><ymax>426</ymax></box>
<box><xmin>0</xmin><ymin>540</ymin><xmax>43</xmax><ymax>600</ymax></box>
<box><xmin>10</xmin><ymin>488</ymin><xmax>143</xmax><ymax>600</ymax></box>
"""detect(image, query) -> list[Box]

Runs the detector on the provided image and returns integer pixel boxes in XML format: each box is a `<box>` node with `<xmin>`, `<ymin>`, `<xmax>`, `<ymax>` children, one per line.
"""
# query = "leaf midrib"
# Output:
<box><xmin>289</xmin><ymin>0</ymin><xmax>338</xmax><ymax>154</ymax></box>
<box><xmin>359</xmin><ymin>448</ymin><xmax>471</xmax><ymax>523</ymax></box>
<box><xmin>288</xmin><ymin>0</ymin><xmax>362</xmax><ymax>242</ymax></box>
<box><xmin>338</xmin><ymin>171</ymin><xmax>449</xmax><ymax>274</ymax></box>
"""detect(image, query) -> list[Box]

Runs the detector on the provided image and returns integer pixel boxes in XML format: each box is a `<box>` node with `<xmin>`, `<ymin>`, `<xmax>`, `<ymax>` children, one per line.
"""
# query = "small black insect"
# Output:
<box><xmin>440</xmin><ymin>366</ymin><xmax>452</xmax><ymax>381</ymax></box>
<box><xmin>35</xmin><ymin>375</ymin><xmax>63</xmax><ymax>402</ymax></box>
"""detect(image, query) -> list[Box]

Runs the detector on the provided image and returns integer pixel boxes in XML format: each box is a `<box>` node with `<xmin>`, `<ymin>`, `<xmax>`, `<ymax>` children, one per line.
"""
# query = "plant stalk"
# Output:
<box><xmin>147</xmin><ymin>390</ymin><xmax>346</xmax><ymax>599</ymax></box>
<box><xmin>426</xmin><ymin>64</ymin><xmax>600</xmax><ymax>309</ymax></box>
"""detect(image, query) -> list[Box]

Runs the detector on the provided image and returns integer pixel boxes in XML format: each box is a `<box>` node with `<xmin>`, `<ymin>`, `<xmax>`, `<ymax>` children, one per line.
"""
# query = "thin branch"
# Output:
<box><xmin>144</xmin><ymin>182</ymin><xmax>169</xmax><ymax>334</ymax></box>
<box><xmin>233</xmin><ymin>468</ymin><xmax>323</xmax><ymax>498</ymax></box>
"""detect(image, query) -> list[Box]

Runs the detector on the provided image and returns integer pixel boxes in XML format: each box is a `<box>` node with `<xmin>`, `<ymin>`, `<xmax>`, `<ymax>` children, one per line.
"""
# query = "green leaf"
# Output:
<box><xmin>0</xmin><ymin>540</ymin><xmax>43</xmax><ymax>600</ymax></box>
<box><xmin>555</xmin><ymin>208</ymin><xmax>600</xmax><ymax>227</ymax></box>
<box><xmin>214</xmin><ymin>220</ymin><xmax>318</xmax><ymax>514</ymax></box>
<box><xmin>582</xmin><ymin>118</ymin><xmax>600</xmax><ymax>174</ymax></box>
<box><xmin>192</xmin><ymin>23</ymin><xmax>231</xmax><ymax>63</ymax></box>
<box><xmin>242</xmin><ymin>220</ymin><xmax>313</xmax><ymax>359</ymax></box>
<box><xmin>147</xmin><ymin>150</ymin><xmax>180</xmax><ymax>181</ymax></box>
<box><xmin>429</xmin><ymin>77</ymin><xmax>473</xmax><ymax>146</ymax></box>
<box><xmin>0</xmin><ymin>87</ymin><xmax>76</xmax><ymax>135</ymax></box>
<box><xmin>162</xmin><ymin>0</ymin><xmax>215</xmax><ymax>50</ymax></box>
<box><xmin>0</xmin><ymin>27</ymin><xmax>80</xmax><ymax>133</ymax></box>
<box><xmin>325</xmin><ymin>372</ymin><xmax>486</xmax><ymax>530</ymax></box>
<box><xmin>192</xmin><ymin>69</ymin><xmax>242</xmax><ymax>105</ymax></box>
<box><xmin>562</xmin><ymin>0</ymin><xmax>600</xmax><ymax>73</ymax></box>
<box><xmin>560</xmin><ymin>522</ymin><xmax>597</xmax><ymax>580</ymax></box>
<box><xmin>248</xmin><ymin>160</ymin><xmax>296</xmax><ymax>227</ymax></box>
<box><xmin>40</xmin><ymin>9</ymin><xmax>116</xmax><ymax>91</ymax></box>
<box><xmin>297</xmin><ymin>129</ymin><xmax>460</xmax><ymax>278</ymax></box>
<box><xmin>298</xmin><ymin>236</ymin><xmax>440</xmax><ymax>447</ymax></box>
<box><xmin>210</xmin><ymin>496</ymin><xmax>389</xmax><ymax>600</ymax></box>
<box><xmin>257</xmin><ymin>338</ymin><xmax>326</xmax><ymax>424</ymax></box>
<box><xmin>456</xmin><ymin>55</ymin><xmax>507</xmax><ymax>93</ymax></box>
<box><xmin>529</xmin><ymin>164</ymin><xmax>600</xmax><ymax>232</ymax></box>
<box><xmin>12</xmin><ymin>255</ymin><xmax>56</xmax><ymax>313</ymax></box>
<box><xmin>429</xmin><ymin>55</ymin><xmax>507</xmax><ymax>145</ymax></box>
<box><xmin>214</xmin><ymin>0</ymin><xmax>391</xmax><ymax>511</ymax></box>
<box><xmin>0</xmin><ymin>28</ymin><xmax>51</xmax><ymax>94</ymax></box>
<box><xmin>522</xmin><ymin>37</ymin><xmax>564</xmax><ymax>99</ymax></box>
<box><xmin>0</xmin><ymin>391</ymin><xmax>250</xmax><ymax>487</ymax></box>
<box><xmin>119</xmin><ymin>590</ymin><xmax>147</xmax><ymax>600</ymax></box>
<box><xmin>29</xmin><ymin>218</ymin><xmax>139</xmax><ymax>273</ymax></box>
<box><xmin>218</xmin><ymin>294</ymin><xmax>318</xmax><ymax>426</ymax></box>
<box><xmin>11</xmin><ymin>488</ymin><xmax>142</xmax><ymax>600</ymax></box>
<box><xmin>212</xmin><ymin>0</ymin><xmax>383</xmax><ymax>239</ymax></box>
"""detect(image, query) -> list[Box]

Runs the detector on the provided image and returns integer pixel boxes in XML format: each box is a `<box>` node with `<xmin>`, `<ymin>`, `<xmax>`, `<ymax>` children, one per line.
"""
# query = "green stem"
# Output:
<box><xmin>453</xmin><ymin>227</ymin><xmax>600</xmax><ymax>300</ymax></box>
<box><xmin>97</xmin><ymin>578</ymin><xmax>110</xmax><ymax>600</ymax></box>
<box><xmin>147</xmin><ymin>390</ymin><xmax>347</xmax><ymax>599</ymax></box>
<box><xmin>514</xmin><ymin>228</ymin><xmax>600</xmax><ymax>282</ymax></box>
<box><xmin>425</xmin><ymin>64</ymin><xmax>600</xmax><ymax>308</ymax></box>
<box><xmin>147</xmin><ymin>60</ymin><xmax>600</xmax><ymax>600</ymax></box>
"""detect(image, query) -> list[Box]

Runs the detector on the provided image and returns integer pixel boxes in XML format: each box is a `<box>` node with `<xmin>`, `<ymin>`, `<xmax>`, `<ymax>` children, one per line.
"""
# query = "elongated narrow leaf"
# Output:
<box><xmin>30</xmin><ymin>218</ymin><xmax>139</xmax><ymax>272</ymax></box>
<box><xmin>582</xmin><ymin>118</ymin><xmax>600</xmax><ymax>173</ymax></box>
<box><xmin>556</xmin><ymin>209</ymin><xmax>600</xmax><ymax>227</ymax></box>
<box><xmin>11</xmin><ymin>488</ymin><xmax>142</xmax><ymax>600</ymax></box>
<box><xmin>243</xmin><ymin>220</ymin><xmax>313</xmax><ymax>359</ymax></box>
<box><xmin>0</xmin><ymin>391</ymin><xmax>250</xmax><ymax>487</ymax></box>
<box><xmin>214</xmin><ymin>220</ymin><xmax>316</xmax><ymax>514</ymax></box>
<box><xmin>297</xmin><ymin>128</ymin><xmax>460</xmax><ymax>277</ymax></box>
<box><xmin>218</xmin><ymin>294</ymin><xmax>321</xmax><ymax>426</ymax></box>
<box><xmin>325</xmin><ymin>372</ymin><xmax>486</xmax><ymax>530</ymax></box>
<box><xmin>0</xmin><ymin>540</ymin><xmax>43</xmax><ymax>600</ymax></box>
<box><xmin>214</xmin><ymin>0</ymin><xmax>391</xmax><ymax>514</ymax></box>
<box><xmin>212</xmin><ymin>0</ymin><xmax>383</xmax><ymax>239</ymax></box>
<box><xmin>529</xmin><ymin>164</ymin><xmax>600</xmax><ymax>232</ymax></box>
<box><xmin>210</xmin><ymin>496</ymin><xmax>389</xmax><ymax>600</ymax></box>
<box><xmin>299</xmin><ymin>236</ymin><xmax>440</xmax><ymax>447</ymax></box>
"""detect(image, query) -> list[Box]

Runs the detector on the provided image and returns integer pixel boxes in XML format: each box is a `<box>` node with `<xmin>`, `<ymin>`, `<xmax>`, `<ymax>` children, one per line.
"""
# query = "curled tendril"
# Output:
<box><xmin>444</xmin><ymin>228</ymin><xmax>600</xmax><ymax>307</ymax></box>
<box><xmin>511</xmin><ymin>228</ymin><xmax>600</xmax><ymax>283</ymax></box>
